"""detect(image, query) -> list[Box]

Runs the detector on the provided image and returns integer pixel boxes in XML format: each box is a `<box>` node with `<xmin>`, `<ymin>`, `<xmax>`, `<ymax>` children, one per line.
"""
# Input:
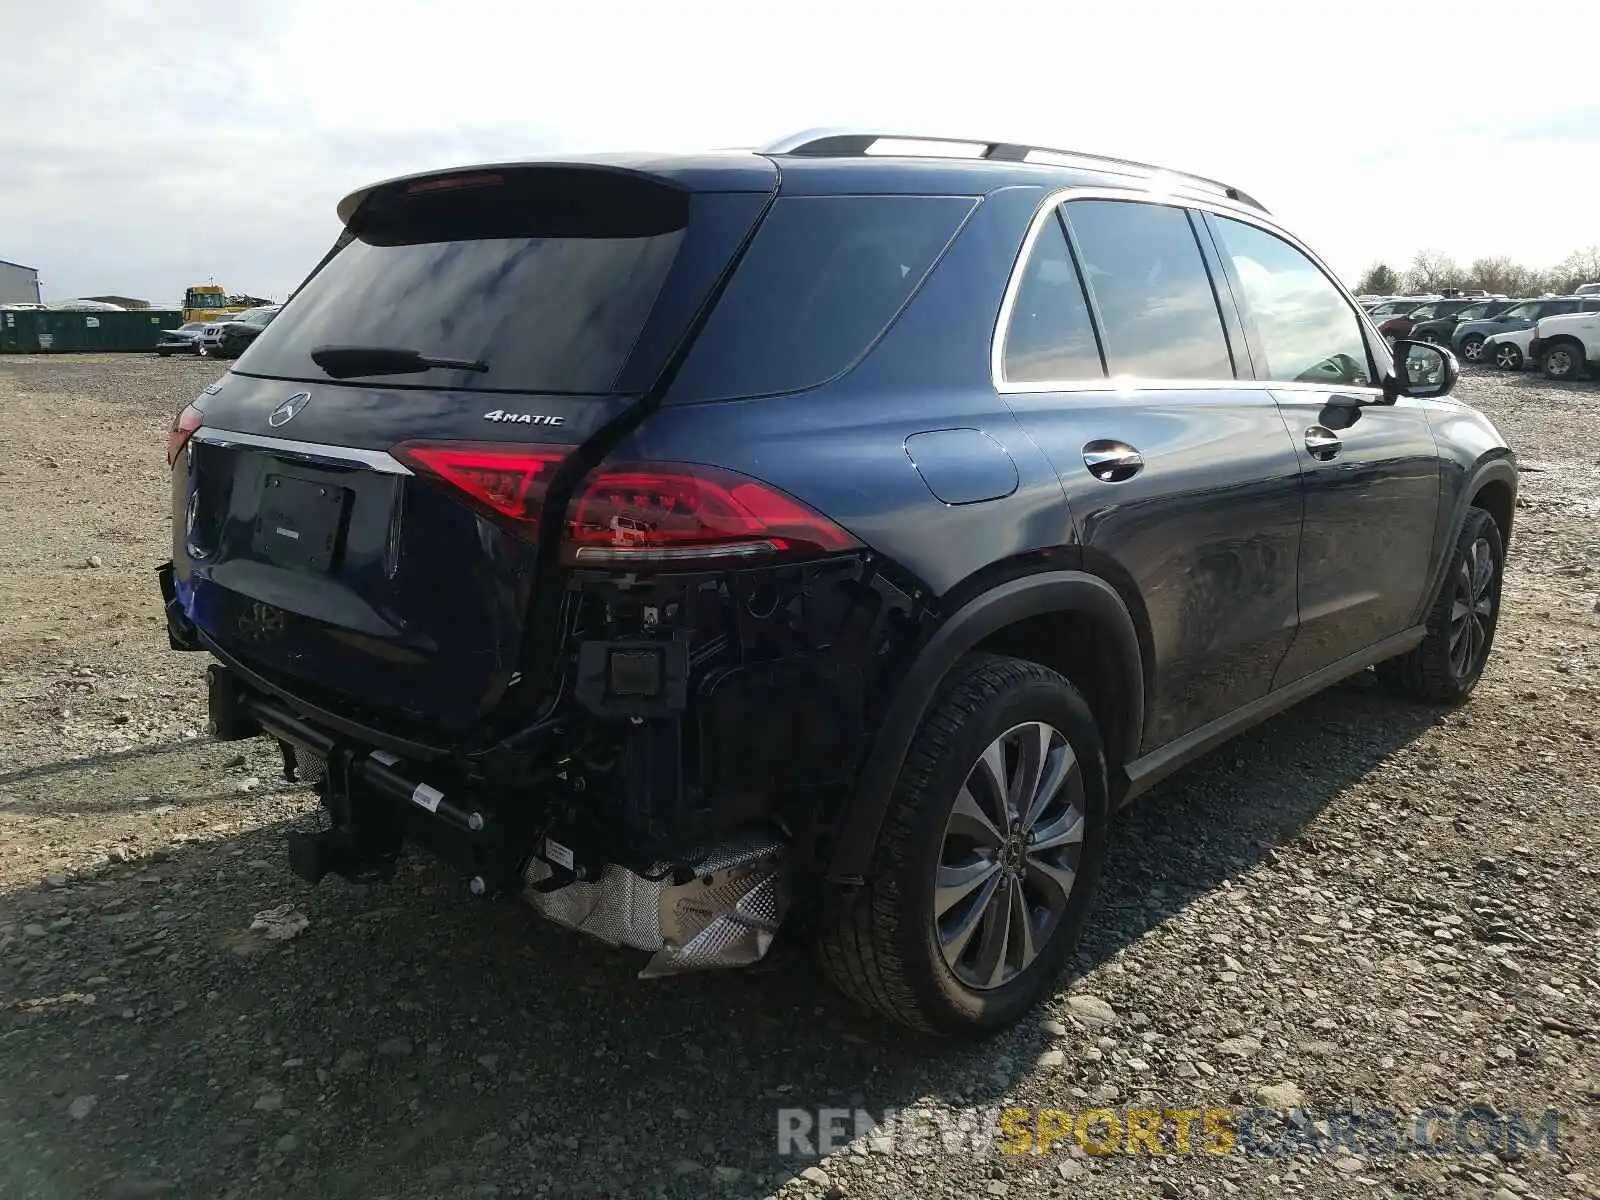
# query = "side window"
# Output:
<box><xmin>1546</xmin><ymin>300</ymin><xmax>1579</xmax><ymax>316</ymax></box>
<box><xmin>1001</xmin><ymin>213</ymin><xmax>1104</xmax><ymax>383</ymax></box>
<box><xmin>1063</xmin><ymin>199</ymin><xmax>1234</xmax><ymax>380</ymax></box>
<box><xmin>1210</xmin><ymin>216</ymin><xmax>1373</xmax><ymax>387</ymax></box>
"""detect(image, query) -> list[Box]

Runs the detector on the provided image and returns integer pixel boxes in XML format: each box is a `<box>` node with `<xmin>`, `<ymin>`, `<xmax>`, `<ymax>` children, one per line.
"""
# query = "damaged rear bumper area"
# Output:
<box><xmin>203</xmin><ymin>662</ymin><xmax>789</xmax><ymax>976</ymax></box>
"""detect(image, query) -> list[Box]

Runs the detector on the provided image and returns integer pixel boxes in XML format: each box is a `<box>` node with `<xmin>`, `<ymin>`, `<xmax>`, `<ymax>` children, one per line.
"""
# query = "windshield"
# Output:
<box><xmin>237</xmin><ymin>170</ymin><xmax>691</xmax><ymax>393</ymax></box>
<box><xmin>1454</xmin><ymin>303</ymin><xmax>1490</xmax><ymax>320</ymax></box>
<box><xmin>1406</xmin><ymin>304</ymin><xmax>1439</xmax><ymax>319</ymax></box>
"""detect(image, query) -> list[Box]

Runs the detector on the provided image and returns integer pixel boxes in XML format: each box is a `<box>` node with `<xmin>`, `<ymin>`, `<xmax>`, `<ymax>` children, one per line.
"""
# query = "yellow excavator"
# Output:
<box><xmin>182</xmin><ymin>285</ymin><xmax>272</xmax><ymax>324</ymax></box>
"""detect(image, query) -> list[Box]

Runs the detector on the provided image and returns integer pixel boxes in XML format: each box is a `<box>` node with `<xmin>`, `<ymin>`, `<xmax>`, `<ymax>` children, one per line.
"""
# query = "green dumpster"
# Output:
<box><xmin>0</xmin><ymin>309</ymin><xmax>185</xmax><ymax>353</ymax></box>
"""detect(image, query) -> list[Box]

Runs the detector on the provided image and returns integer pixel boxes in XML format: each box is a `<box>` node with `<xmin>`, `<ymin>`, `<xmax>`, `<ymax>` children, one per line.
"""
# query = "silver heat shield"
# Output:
<box><xmin>521</xmin><ymin>832</ymin><xmax>788</xmax><ymax>977</ymax></box>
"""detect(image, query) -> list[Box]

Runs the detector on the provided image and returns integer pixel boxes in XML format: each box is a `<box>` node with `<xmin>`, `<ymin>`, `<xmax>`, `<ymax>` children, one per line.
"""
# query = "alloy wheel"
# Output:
<box><xmin>1545</xmin><ymin>348</ymin><xmax>1575</xmax><ymax>378</ymax></box>
<box><xmin>933</xmin><ymin>721</ymin><xmax>1085</xmax><ymax>990</ymax></box>
<box><xmin>1494</xmin><ymin>346</ymin><xmax>1521</xmax><ymax>370</ymax></box>
<box><xmin>1449</xmin><ymin>537</ymin><xmax>1496</xmax><ymax>679</ymax></box>
<box><xmin>1461</xmin><ymin>338</ymin><xmax>1485</xmax><ymax>362</ymax></box>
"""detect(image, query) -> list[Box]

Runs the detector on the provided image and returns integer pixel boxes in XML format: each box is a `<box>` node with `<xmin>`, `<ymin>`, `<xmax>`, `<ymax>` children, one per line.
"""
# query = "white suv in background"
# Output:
<box><xmin>1528</xmin><ymin>310</ymin><xmax>1598</xmax><ymax>381</ymax></box>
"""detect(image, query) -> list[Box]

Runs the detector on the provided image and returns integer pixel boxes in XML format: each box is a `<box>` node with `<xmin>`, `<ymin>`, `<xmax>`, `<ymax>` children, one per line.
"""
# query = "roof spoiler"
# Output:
<box><xmin>759</xmin><ymin>127</ymin><xmax>1267</xmax><ymax>213</ymax></box>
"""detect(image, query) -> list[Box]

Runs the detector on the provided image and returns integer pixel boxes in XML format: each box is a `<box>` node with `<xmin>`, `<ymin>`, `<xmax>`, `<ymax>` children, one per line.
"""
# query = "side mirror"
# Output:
<box><xmin>1386</xmin><ymin>338</ymin><xmax>1458</xmax><ymax>400</ymax></box>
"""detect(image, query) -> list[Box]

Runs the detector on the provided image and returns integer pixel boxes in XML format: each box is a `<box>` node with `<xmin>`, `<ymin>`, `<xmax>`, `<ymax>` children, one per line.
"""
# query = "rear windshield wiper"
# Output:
<box><xmin>309</xmin><ymin>345</ymin><xmax>489</xmax><ymax>379</ymax></box>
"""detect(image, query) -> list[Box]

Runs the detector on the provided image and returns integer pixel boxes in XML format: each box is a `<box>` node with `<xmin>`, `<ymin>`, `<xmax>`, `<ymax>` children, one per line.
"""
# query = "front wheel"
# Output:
<box><xmin>1459</xmin><ymin>334</ymin><xmax>1487</xmax><ymax>363</ymax></box>
<box><xmin>817</xmin><ymin>655</ymin><xmax>1109</xmax><ymax>1035</ymax></box>
<box><xmin>1492</xmin><ymin>343</ymin><xmax>1524</xmax><ymax>371</ymax></box>
<box><xmin>1376</xmin><ymin>507</ymin><xmax>1504</xmax><ymax>703</ymax></box>
<box><xmin>1541</xmin><ymin>342</ymin><xmax>1584</xmax><ymax>381</ymax></box>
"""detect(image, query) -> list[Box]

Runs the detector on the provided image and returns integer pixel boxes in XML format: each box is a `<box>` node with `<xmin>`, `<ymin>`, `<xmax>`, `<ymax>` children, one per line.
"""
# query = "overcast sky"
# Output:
<box><xmin>4</xmin><ymin>0</ymin><xmax>1598</xmax><ymax>304</ymax></box>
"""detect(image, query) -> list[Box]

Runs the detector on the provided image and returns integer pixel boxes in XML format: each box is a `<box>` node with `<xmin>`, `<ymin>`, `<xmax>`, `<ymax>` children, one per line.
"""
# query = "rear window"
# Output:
<box><xmin>235</xmin><ymin>170</ymin><xmax>690</xmax><ymax>393</ymax></box>
<box><xmin>667</xmin><ymin>194</ymin><xmax>974</xmax><ymax>401</ymax></box>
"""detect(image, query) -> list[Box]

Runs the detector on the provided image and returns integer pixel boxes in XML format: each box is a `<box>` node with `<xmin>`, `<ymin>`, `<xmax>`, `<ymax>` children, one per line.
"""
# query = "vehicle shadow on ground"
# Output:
<box><xmin>0</xmin><ymin>672</ymin><xmax>1445</xmax><ymax>1199</ymax></box>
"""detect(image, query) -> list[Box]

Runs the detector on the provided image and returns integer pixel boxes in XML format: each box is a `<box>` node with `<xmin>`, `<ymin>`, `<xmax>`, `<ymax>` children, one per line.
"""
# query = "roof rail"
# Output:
<box><xmin>758</xmin><ymin>128</ymin><xmax>1267</xmax><ymax>213</ymax></box>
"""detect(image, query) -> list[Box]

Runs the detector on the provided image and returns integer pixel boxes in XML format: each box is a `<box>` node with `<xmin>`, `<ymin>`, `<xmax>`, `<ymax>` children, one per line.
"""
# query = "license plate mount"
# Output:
<box><xmin>253</xmin><ymin>474</ymin><xmax>350</xmax><ymax>573</ymax></box>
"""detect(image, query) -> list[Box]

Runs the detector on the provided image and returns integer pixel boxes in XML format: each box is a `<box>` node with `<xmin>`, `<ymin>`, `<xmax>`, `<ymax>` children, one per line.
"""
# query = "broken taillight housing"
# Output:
<box><xmin>391</xmin><ymin>442</ymin><xmax>859</xmax><ymax>567</ymax></box>
<box><xmin>562</xmin><ymin>462</ymin><xmax>860</xmax><ymax>566</ymax></box>
<box><xmin>167</xmin><ymin>403</ymin><xmax>204</xmax><ymax>466</ymax></box>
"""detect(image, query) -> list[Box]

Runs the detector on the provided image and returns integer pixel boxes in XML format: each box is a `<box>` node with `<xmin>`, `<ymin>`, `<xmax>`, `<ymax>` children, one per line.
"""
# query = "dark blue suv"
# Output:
<box><xmin>159</xmin><ymin>130</ymin><xmax>1517</xmax><ymax>1035</ymax></box>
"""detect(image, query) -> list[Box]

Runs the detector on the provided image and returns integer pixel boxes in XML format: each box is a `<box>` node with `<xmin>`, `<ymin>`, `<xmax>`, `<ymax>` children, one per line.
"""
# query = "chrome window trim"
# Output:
<box><xmin>191</xmin><ymin>427</ymin><xmax>412</xmax><ymax>475</ymax></box>
<box><xmin>991</xmin><ymin>186</ymin><xmax>1385</xmax><ymax>398</ymax></box>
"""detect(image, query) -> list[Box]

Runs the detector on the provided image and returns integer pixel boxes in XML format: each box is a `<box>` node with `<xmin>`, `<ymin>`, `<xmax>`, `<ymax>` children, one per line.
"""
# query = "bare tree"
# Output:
<box><xmin>1403</xmin><ymin>250</ymin><xmax>1466</xmax><ymax>294</ymax></box>
<box><xmin>1466</xmin><ymin>256</ymin><xmax>1542</xmax><ymax>297</ymax></box>
<box><xmin>1356</xmin><ymin>263</ymin><xmax>1402</xmax><ymax>295</ymax></box>
<box><xmin>1546</xmin><ymin>246</ymin><xmax>1600</xmax><ymax>294</ymax></box>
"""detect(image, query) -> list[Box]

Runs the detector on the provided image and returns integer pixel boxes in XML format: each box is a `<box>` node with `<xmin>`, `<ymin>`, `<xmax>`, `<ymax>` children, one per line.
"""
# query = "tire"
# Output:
<box><xmin>196</xmin><ymin>343</ymin><xmax>209</xmax><ymax>357</ymax></box>
<box><xmin>1459</xmin><ymin>334</ymin><xmax>1487</xmax><ymax>363</ymax></box>
<box><xmin>1541</xmin><ymin>340</ymin><xmax>1585</xmax><ymax>381</ymax></box>
<box><xmin>816</xmin><ymin>654</ymin><xmax>1109</xmax><ymax>1036</ymax></box>
<box><xmin>1491</xmin><ymin>343</ymin><xmax>1523</xmax><ymax>371</ymax></box>
<box><xmin>1376</xmin><ymin>507</ymin><xmax>1503</xmax><ymax>704</ymax></box>
<box><xmin>157</xmin><ymin>350</ymin><xmax>171</xmax><ymax>358</ymax></box>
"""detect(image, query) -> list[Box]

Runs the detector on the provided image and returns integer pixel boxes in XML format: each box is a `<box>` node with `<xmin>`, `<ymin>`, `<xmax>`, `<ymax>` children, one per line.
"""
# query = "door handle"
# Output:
<box><xmin>1304</xmin><ymin>426</ymin><xmax>1342</xmax><ymax>461</ymax></box>
<box><xmin>1082</xmin><ymin>440</ymin><xmax>1144</xmax><ymax>483</ymax></box>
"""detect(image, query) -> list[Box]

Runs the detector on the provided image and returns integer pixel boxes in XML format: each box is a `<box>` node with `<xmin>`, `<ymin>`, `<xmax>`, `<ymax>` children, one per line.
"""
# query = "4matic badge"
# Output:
<box><xmin>482</xmin><ymin>409</ymin><xmax>564</xmax><ymax>426</ymax></box>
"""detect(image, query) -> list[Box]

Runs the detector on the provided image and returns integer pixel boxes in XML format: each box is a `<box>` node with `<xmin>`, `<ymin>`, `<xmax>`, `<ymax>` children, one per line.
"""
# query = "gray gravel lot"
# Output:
<box><xmin>0</xmin><ymin>355</ymin><xmax>1596</xmax><ymax>1200</ymax></box>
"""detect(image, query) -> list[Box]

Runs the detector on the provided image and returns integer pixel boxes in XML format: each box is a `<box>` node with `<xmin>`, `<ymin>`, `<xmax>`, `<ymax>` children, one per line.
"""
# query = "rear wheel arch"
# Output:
<box><xmin>824</xmin><ymin>568</ymin><xmax>1146</xmax><ymax>882</ymax></box>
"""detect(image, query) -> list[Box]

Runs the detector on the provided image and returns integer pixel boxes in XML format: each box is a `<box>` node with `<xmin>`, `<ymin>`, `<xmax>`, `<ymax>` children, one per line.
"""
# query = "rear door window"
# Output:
<box><xmin>1063</xmin><ymin>200</ymin><xmax>1234</xmax><ymax>380</ymax></box>
<box><xmin>667</xmin><ymin>195</ymin><xmax>974</xmax><ymax>401</ymax></box>
<box><xmin>1000</xmin><ymin>212</ymin><xmax>1104</xmax><ymax>383</ymax></box>
<box><xmin>235</xmin><ymin>170</ymin><xmax>691</xmax><ymax>393</ymax></box>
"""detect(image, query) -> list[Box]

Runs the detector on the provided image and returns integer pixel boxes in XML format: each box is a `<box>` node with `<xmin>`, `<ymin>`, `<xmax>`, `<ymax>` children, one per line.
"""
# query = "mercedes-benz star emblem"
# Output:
<box><xmin>268</xmin><ymin>392</ymin><xmax>312</xmax><ymax>428</ymax></box>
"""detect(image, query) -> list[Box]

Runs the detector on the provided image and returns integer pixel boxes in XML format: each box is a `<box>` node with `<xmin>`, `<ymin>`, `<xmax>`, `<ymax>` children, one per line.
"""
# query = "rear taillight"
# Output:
<box><xmin>562</xmin><ymin>463</ymin><xmax>859</xmax><ymax>566</ymax></box>
<box><xmin>167</xmin><ymin>403</ymin><xmax>203</xmax><ymax>466</ymax></box>
<box><xmin>392</xmin><ymin>442</ymin><xmax>858</xmax><ymax>568</ymax></box>
<box><xmin>391</xmin><ymin>442</ymin><xmax>566</xmax><ymax>533</ymax></box>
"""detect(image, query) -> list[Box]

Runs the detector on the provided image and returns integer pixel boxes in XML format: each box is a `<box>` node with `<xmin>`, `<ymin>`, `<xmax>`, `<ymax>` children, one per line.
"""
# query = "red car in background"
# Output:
<box><xmin>1378</xmin><ymin>297</ymin><xmax>1492</xmax><ymax>341</ymax></box>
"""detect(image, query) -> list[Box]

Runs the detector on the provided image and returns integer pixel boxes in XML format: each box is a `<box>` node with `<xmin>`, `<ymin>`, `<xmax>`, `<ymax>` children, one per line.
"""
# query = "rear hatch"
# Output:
<box><xmin>171</xmin><ymin>161</ymin><xmax>776</xmax><ymax>739</ymax></box>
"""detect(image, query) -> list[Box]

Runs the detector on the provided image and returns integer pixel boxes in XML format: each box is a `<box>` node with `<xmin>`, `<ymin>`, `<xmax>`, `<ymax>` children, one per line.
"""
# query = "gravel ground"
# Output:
<box><xmin>0</xmin><ymin>355</ymin><xmax>1596</xmax><ymax>1200</ymax></box>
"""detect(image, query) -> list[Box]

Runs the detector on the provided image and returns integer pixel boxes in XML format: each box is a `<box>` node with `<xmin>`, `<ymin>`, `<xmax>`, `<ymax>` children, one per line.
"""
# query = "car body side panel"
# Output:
<box><xmin>1022</xmin><ymin>388</ymin><xmax>1303</xmax><ymax>750</ymax></box>
<box><xmin>1268</xmin><ymin>394</ymin><xmax>1440</xmax><ymax>683</ymax></box>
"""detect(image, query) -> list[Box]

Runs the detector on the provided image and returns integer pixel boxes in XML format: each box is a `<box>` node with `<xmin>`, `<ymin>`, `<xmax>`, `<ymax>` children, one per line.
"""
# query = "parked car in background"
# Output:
<box><xmin>1528</xmin><ymin>309</ymin><xmax>1598</xmax><ymax>381</ymax></box>
<box><xmin>1574</xmin><ymin>282</ymin><xmax>1600</xmax><ymax>296</ymax></box>
<box><xmin>1453</xmin><ymin>296</ymin><xmax>1600</xmax><ymax>363</ymax></box>
<box><xmin>1378</xmin><ymin>298</ymin><xmax>1488</xmax><ymax>342</ymax></box>
<box><xmin>156</xmin><ymin>321</ymin><xmax>211</xmax><ymax>356</ymax></box>
<box><xmin>1366</xmin><ymin>296</ymin><xmax>1440</xmax><ymax>320</ymax></box>
<box><xmin>198</xmin><ymin>306</ymin><xmax>278</xmax><ymax>358</ymax></box>
<box><xmin>1481</xmin><ymin>328</ymin><xmax>1538</xmax><ymax>371</ymax></box>
<box><xmin>1409</xmin><ymin>299</ymin><xmax>1516</xmax><ymax>345</ymax></box>
<box><xmin>161</xmin><ymin>130</ymin><xmax>1516</xmax><ymax>1035</ymax></box>
<box><xmin>212</xmin><ymin>305</ymin><xmax>281</xmax><ymax>359</ymax></box>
